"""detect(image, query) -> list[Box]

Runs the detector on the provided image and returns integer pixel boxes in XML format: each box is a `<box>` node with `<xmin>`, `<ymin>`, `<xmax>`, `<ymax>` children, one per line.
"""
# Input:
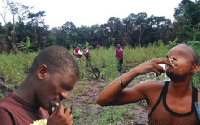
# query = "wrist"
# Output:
<box><xmin>119</xmin><ymin>75</ymin><xmax>126</xmax><ymax>88</ymax></box>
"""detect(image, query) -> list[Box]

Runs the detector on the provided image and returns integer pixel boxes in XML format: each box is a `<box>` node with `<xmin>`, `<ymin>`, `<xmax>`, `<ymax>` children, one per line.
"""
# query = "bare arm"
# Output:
<box><xmin>96</xmin><ymin>57</ymin><xmax>171</xmax><ymax>106</ymax></box>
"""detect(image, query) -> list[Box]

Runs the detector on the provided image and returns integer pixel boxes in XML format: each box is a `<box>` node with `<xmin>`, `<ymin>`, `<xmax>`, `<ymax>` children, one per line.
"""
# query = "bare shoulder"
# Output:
<box><xmin>138</xmin><ymin>80</ymin><xmax>166</xmax><ymax>107</ymax></box>
<box><xmin>135</xmin><ymin>80</ymin><xmax>166</xmax><ymax>91</ymax></box>
<box><xmin>128</xmin><ymin>80</ymin><xmax>166</xmax><ymax>97</ymax></box>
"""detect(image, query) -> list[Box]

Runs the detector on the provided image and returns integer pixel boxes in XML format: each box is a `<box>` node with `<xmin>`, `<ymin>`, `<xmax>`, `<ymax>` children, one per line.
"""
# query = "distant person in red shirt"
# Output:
<box><xmin>83</xmin><ymin>46</ymin><xmax>91</xmax><ymax>67</ymax></box>
<box><xmin>115</xmin><ymin>44</ymin><xmax>123</xmax><ymax>73</ymax></box>
<box><xmin>74</xmin><ymin>44</ymin><xmax>83</xmax><ymax>60</ymax></box>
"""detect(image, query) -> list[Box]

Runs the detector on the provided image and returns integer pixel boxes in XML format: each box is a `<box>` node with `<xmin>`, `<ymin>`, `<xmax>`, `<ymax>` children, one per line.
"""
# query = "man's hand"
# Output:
<box><xmin>47</xmin><ymin>104</ymin><xmax>73</xmax><ymax>125</ymax></box>
<box><xmin>133</xmin><ymin>58</ymin><xmax>172</xmax><ymax>76</ymax></box>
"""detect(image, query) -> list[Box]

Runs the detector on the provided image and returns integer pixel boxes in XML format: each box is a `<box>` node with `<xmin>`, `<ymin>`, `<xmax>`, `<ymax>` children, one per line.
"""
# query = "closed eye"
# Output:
<box><xmin>172</xmin><ymin>57</ymin><xmax>177</xmax><ymax>61</ymax></box>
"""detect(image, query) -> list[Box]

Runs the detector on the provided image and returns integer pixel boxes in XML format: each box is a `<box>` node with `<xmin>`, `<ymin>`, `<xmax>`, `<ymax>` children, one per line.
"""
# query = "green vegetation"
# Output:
<box><xmin>1</xmin><ymin>0</ymin><xmax>200</xmax><ymax>123</ymax></box>
<box><xmin>1</xmin><ymin>0</ymin><xmax>200</xmax><ymax>55</ymax></box>
<box><xmin>1</xmin><ymin>41</ymin><xmax>199</xmax><ymax>90</ymax></box>
<box><xmin>0</xmin><ymin>41</ymin><xmax>199</xmax><ymax>124</ymax></box>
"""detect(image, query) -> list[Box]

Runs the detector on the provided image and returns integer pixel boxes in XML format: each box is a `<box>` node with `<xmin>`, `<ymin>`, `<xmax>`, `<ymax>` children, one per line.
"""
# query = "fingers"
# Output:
<box><xmin>151</xmin><ymin>65</ymin><xmax>164</xmax><ymax>75</ymax></box>
<box><xmin>64</xmin><ymin>107</ymin><xmax>71</xmax><ymax>115</ymax></box>
<box><xmin>48</xmin><ymin>104</ymin><xmax>73</xmax><ymax>125</ymax></box>
<box><xmin>147</xmin><ymin>58</ymin><xmax>167</xmax><ymax>75</ymax></box>
<box><xmin>53</xmin><ymin>103</ymin><xmax>64</xmax><ymax>115</ymax></box>
<box><xmin>64</xmin><ymin>108</ymin><xmax>73</xmax><ymax>123</ymax></box>
<box><xmin>152</xmin><ymin>58</ymin><xmax>171</xmax><ymax>66</ymax></box>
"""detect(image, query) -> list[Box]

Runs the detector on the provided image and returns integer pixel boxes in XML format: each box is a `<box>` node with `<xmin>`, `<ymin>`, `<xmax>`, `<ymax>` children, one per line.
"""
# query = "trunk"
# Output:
<box><xmin>138</xmin><ymin>25</ymin><xmax>142</xmax><ymax>48</ymax></box>
<box><xmin>12</xmin><ymin>14</ymin><xmax>16</xmax><ymax>44</ymax></box>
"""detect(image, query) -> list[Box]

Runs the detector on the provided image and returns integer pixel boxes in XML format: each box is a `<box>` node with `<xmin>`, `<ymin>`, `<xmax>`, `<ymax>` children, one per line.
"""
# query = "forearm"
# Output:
<box><xmin>96</xmin><ymin>68</ymin><xmax>140</xmax><ymax>106</ymax></box>
<box><xmin>96</xmin><ymin>57</ymin><xmax>169</xmax><ymax>106</ymax></box>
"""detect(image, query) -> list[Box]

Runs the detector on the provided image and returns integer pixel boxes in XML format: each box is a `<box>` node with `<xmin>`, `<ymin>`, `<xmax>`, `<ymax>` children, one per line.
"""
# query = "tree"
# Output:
<box><xmin>27</xmin><ymin>11</ymin><xmax>46</xmax><ymax>49</ymax></box>
<box><xmin>174</xmin><ymin>0</ymin><xmax>200</xmax><ymax>42</ymax></box>
<box><xmin>0</xmin><ymin>0</ymin><xmax>9</xmax><ymax>52</ymax></box>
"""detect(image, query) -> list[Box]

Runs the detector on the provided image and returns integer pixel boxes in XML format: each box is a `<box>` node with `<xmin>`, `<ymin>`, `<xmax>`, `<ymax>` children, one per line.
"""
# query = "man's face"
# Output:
<box><xmin>37</xmin><ymin>69</ymin><xmax>78</xmax><ymax>111</ymax></box>
<box><xmin>165</xmin><ymin>45</ymin><xmax>194</xmax><ymax>80</ymax></box>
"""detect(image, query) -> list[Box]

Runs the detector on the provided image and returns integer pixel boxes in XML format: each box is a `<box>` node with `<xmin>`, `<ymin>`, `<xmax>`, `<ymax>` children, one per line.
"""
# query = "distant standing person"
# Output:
<box><xmin>115</xmin><ymin>44</ymin><xmax>123</xmax><ymax>73</ymax></box>
<box><xmin>74</xmin><ymin>44</ymin><xmax>83</xmax><ymax>60</ymax></box>
<box><xmin>83</xmin><ymin>46</ymin><xmax>91</xmax><ymax>67</ymax></box>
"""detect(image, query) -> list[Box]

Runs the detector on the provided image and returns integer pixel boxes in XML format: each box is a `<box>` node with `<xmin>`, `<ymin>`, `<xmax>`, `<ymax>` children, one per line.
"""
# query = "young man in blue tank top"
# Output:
<box><xmin>96</xmin><ymin>44</ymin><xmax>200</xmax><ymax>125</ymax></box>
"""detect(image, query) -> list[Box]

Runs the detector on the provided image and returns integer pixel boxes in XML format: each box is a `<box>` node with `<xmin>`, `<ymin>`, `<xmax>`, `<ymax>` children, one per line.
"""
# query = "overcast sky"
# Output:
<box><xmin>0</xmin><ymin>0</ymin><xmax>195</xmax><ymax>29</ymax></box>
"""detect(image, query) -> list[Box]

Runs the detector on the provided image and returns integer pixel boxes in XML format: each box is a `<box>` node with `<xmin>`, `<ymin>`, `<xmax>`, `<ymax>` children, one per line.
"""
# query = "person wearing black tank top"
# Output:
<box><xmin>96</xmin><ymin>44</ymin><xmax>200</xmax><ymax>124</ymax></box>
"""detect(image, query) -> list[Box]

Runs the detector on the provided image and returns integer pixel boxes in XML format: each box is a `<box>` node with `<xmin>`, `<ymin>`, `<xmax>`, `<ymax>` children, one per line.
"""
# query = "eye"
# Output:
<box><xmin>61</xmin><ymin>83</ymin><xmax>73</xmax><ymax>91</ymax></box>
<box><xmin>169</xmin><ymin>56</ymin><xmax>177</xmax><ymax>61</ymax></box>
<box><xmin>172</xmin><ymin>58</ymin><xmax>176</xmax><ymax>61</ymax></box>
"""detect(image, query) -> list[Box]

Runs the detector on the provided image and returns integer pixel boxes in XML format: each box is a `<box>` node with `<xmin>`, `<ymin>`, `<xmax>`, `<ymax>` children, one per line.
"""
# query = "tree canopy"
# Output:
<box><xmin>0</xmin><ymin>0</ymin><xmax>200</xmax><ymax>53</ymax></box>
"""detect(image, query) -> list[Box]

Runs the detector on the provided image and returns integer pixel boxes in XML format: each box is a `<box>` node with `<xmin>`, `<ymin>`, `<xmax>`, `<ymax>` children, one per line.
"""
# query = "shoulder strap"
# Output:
<box><xmin>192</xmin><ymin>86</ymin><xmax>199</xmax><ymax>119</ymax></box>
<box><xmin>148</xmin><ymin>81</ymin><xmax>170</xmax><ymax>116</ymax></box>
<box><xmin>192</xmin><ymin>86</ymin><xmax>198</xmax><ymax>103</ymax></box>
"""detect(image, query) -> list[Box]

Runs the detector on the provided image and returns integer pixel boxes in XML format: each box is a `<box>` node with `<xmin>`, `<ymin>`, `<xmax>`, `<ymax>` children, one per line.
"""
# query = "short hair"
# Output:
<box><xmin>29</xmin><ymin>46</ymin><xmax>79</xmax><ymax>76</ymax></box>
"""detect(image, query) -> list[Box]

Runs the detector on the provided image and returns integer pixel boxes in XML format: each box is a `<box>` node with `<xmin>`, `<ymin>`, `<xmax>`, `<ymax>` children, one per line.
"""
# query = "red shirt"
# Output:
<box><xmin>0</xmin><ymin>93</ymin><xmax>49</xmax><ymax>125</ymax></box>
<box><xmin>115</xmin><ymin>48</ymin><xmax>123</xmax><ymax>59</ymax></box>
<box><xmin>84</xmin><ymin>48</ymin><xmax>90</xmax><ymax>57</ymax></box>
<box><xmin>74</xmin><ymin>47</ymin><xmax>82</xmax><ymax>59</ymax></box>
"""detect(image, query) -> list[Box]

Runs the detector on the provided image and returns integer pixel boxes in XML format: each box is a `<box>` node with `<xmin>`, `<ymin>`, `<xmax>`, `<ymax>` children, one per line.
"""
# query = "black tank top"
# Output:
<box><xmin>148</xmin><ymin>81</ymin><xmax>200</xmax><ymax>125</ymax></box>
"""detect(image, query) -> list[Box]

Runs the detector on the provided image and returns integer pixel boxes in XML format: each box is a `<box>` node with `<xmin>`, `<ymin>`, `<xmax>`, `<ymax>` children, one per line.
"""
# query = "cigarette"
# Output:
<box><xmin>166</xmin><ymin>55</ymin><xmax>173</xmax><ymax>65</ymax></box>
<box><xmin>168</xmin><ymin>58</ymin><xmax>173</xmax><ymax>65</ymax></box>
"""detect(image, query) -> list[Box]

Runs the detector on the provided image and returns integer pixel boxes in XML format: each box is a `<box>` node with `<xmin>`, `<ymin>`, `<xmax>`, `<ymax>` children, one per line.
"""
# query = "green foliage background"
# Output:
<box><xmin>0</xmin><ymin>41</ymin><xmax>199</xmax><ymax>124</ymax></box>
<box><xmin>1</xmin><ymin>41</ymin><xmax>199</xmax><ymax>90</ymax></box>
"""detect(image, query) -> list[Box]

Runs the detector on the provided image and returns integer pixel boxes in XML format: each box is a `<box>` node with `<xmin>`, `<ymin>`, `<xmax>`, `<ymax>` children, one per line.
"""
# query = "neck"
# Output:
<box><xmin>13</xmin><ymin>77</ymin><xmax>39</xmax><ymax>109</ymax></box>
<box><xmin>168</xmin><ymin>80</ymin><xmax>192</xmax><ymax>98</ymax></box>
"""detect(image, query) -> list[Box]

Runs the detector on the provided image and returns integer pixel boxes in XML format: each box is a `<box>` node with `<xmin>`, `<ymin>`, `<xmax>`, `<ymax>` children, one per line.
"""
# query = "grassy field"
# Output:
<box><xmin>0</xmin><ymin>41</ymin><xmax>199</xmax><ymax>124</ymax></box>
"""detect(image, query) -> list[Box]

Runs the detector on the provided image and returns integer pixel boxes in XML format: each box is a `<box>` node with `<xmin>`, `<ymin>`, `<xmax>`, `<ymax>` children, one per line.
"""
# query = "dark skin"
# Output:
<box><xmin>14</xmin><ymin>64</ymin><xmax>78</xmax><ymax>125</ymax></box>
<box><xmin>96</xmin><ymin>44</ymin><xmax>200</xmax><ymax>115</ymax></box>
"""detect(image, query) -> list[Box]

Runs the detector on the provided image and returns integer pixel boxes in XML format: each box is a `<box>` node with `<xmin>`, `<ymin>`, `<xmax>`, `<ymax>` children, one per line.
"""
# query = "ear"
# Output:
<box><xmin>38</xmin><ymin>64</ymin><xmax>48</xmax><ymax>80</ymax></box>
<box><xmin>191</xmin><ymin>64</ymin><xmax>200</xmax><ymax>74</ymax></box>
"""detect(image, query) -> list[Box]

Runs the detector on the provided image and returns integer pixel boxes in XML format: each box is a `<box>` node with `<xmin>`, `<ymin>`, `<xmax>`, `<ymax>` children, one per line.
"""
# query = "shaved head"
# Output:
<box><xmin>171</xmin><ymin>44</ymin><xmax>199</xmax><ymax>64</ymax></box>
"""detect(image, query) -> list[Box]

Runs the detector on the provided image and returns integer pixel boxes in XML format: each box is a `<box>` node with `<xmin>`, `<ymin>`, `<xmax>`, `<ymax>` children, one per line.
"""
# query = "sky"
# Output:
<box><xmin>0</xmin><ymin>0</ymin><xmax>195</xmax><ymax>29</ymax></box>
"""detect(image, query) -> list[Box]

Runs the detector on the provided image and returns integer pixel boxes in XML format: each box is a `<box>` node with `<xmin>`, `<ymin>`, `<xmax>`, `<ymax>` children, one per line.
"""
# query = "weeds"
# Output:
<box><xmin>0</xmin><ymin>41</ymin><xmax>199</xmax><ymax>124</ymax></box>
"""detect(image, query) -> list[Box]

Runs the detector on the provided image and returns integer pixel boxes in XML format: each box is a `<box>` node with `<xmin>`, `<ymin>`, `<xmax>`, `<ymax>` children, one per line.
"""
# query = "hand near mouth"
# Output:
<box><xmin>47</xmin><ymin>103</ymin><xmax>73</xmax><ymax>125</ymax></box>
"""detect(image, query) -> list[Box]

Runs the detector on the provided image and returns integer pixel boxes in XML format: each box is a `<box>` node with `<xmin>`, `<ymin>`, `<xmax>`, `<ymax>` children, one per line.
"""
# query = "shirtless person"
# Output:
<box><xmin>96</xmin><ymin>44</ymin><xmax>200</xmax><ymax>124</ymax></box>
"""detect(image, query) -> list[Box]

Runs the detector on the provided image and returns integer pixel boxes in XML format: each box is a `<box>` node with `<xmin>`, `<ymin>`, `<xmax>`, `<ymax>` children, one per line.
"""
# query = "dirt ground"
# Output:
<box><xmin>66</xmin><ymin>80</ymin><xmax>148</xmax><ymax>125</ymax></box>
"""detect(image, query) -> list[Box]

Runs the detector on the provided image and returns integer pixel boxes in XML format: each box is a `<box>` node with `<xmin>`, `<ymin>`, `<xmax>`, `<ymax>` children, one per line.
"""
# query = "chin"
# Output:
<box><xmin>41</xmin><ymin>103</ymin><xmax>51</xmax><ymax>111</ymax></box>
<box><xmin>166</xmin><ymin>71</ymin><xmax>175</xmax><ymax>79</ymax></box>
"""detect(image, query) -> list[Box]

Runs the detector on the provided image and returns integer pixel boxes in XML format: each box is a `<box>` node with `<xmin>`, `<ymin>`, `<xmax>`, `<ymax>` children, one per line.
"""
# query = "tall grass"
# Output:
<box><xmin>0</xmin><ymin>41</ymin><xmax>199</xmax><ymax>124</ymax></box>
<box><xmin>1</xmin><ymin>41</ymin><xmax>200</xmax><ymax>89</ymax></box>
<box><xmin>0</xmin><ymin>52</ymin><xmax>37</xmax><ymax>89</ymax></box>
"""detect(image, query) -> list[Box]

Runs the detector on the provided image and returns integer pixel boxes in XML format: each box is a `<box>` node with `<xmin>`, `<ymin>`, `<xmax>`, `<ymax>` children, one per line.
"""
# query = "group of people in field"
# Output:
<box><xmin>73</xmin><ymin>44</ymin><xmax>91</xmax><ymax>67</ymax></box>
<box><xmin>73</xmin><ymin>43</ymin><xmax>124</xmax><ymax>71</ymax></box>
<box><xmin>73</xmin><ymin>43</ymin><xmax>124</xmax><ymax>72</ymax></box>
<box><xmin>73</xmin><ymin>44</ymin><xmax>90</xmax><ymax>60</ymax></box>
<box><xmin>0</xmin><ymin>43</ymin><xmax>200</xmax><ymax>125</ymax></box>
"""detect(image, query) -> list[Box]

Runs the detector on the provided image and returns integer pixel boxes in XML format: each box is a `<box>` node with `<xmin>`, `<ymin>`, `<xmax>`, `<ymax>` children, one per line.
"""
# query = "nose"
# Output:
<box><xmin>60</xmin><ymin>92</ymin><xmax>68</xmax><ymax>100</ymax></box>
